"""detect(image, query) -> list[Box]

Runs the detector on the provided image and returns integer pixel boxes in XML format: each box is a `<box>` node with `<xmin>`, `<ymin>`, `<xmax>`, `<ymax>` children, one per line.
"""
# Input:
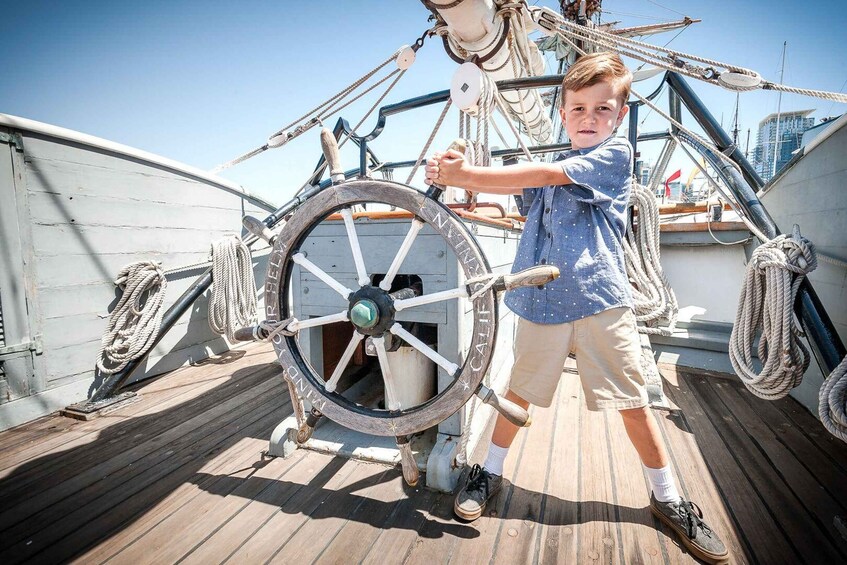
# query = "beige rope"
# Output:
<box><xmin>819</xmin><ymin>355</ymin><xmax>847</xmax><ymax>442</ymax></box>
<box><xmin>405</xmin><ymin>99</ymin><xmax>453</xmax><ymax>185</ymax></box>
<box><xmin>208</xmin><ymin>235</ymin><xmax>258</xmax><ymax>342</ymax></box>
<box><xmin>624</xmin><ymin>183</ymin><xmax>678</xmax><ymax>335</ymax></box>
<box><xmin>211</xmin><ymin>47</ymin><xmax>405</xmax><ymax>173</ymax></box>
<box><xmin>729</xmin><ymin>227</ymin><xmax>817</xmax><ymax>400</ymax></box>
<box><xmin>546</xmin><ymin>12</ymin><xmax>847</xmax><ymax>102</ymax></box>
<box><xmin>96</xmin><ymin>262</ymin><xmax>168</xmax><ymax>375</ymax></box>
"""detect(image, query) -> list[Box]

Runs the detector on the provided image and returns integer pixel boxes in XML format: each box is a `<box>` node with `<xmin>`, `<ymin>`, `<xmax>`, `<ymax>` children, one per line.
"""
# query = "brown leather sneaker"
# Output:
<box><xmin>650</xmin><ymin>494</ymin><xmax>729</xmax><ymax>564</ymax></box>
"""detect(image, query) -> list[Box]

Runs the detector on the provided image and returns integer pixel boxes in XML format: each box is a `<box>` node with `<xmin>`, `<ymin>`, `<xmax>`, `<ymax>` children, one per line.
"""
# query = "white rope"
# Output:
<box><xmin>546</xmin><ymin>13</ymin><xmax>847</xmax><ymax>103</ymax></box>
<box><xmin>208</xmin><ymin>235</ymin><xmax>258</xmax><ymax>342</ymax></box>
<box><xmin>729</xmin><ymin>226</ymin><xmax>817</xmax><ymax>400</ymax></box>
<box><xmin>624</xmin><ymin>182</ymin><xmax>678</xmax><ymax>335</ymax></box>
<box><xmin>405</xmin><ymin>99</ymin><xmax>453</xmax><ymax>185</ymax></box>
<box><xmin>96</xmin><ymin>261</ymin><xmax>168</xmax><ymax>375</ymax></box>
<box><xmin>819</xmin><ymin>355</ymin><xmax>847</xmax><ymax>442</ymax></box>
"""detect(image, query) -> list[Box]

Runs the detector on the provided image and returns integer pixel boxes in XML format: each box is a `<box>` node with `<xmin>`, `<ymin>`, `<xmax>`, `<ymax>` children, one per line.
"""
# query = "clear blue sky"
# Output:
<box><xmin>2</xmin><ymin>0</ymin><xmax>845</xmax><ymax>203</ymax></box>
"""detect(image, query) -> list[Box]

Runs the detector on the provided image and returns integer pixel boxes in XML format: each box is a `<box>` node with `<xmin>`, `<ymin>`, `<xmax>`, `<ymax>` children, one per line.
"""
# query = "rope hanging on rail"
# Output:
<box><xmin>819</xmin><ymin>355</ymin><xmax>847</xmax><ymax>442</ymax></box>
<box><xmin>729</xmin><ymin>226</ymin><xmax>817</xmax><ymax>400</ymax></box>
<box><xmin>625</xmin><ymin>182</ymin><xmax>679</xmax><ymax>335</ymax></box>
<box><xmin>208</xmin><ymin>234</ymin><xmax>258</xmax><ymax>342</ymax></box>
<box><xmin>96</xmin><ymin>261</ymin><xmax>168</xmax><ymax>375</ymax></box>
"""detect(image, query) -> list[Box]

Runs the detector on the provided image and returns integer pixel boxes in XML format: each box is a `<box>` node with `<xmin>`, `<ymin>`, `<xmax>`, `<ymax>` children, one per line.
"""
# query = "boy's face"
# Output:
<box><xmin>559</xmin><ymin>82</ymin><xmax>629</xmax><ymax>149</ymax></box>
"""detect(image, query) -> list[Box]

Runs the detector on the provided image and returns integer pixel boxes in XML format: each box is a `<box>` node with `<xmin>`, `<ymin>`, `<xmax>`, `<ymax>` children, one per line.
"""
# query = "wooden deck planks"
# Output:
<box><xmin>604</xmin><ymin>406</ymin><xmax>673</xmax><ymax>564</ymax></box>
<box><xmin>490</xmin><ymin>384</ymin><xmax>560</xmax><ymax>565</ymax></box>
<box><xmin>1</xmin><ymin>344</ymin><xmax>846</xmax><ymax>564</ymax></box>
<box><xmin>0</xmin><ymin>369</ymin><xmax>282</xmax><ymax>538</ymax></box>
<box><xmin>668</xmin><ymin>374</ymin><xmax>801</xmax><ymax>563</ymax></box>
<box><xmin>688</xmin><ymin>376</ymin><xmax>845</xmax><ymax>562</ymax></box>
<box><xmin>537</xmin><ymin>374</ymin><xmax>582</xmax><ymax>565</ymax></box>
<box><xmin>445</xmin><ymin>404</ymin><xmax>539</xmax><ymax>565</ymax></box>
<box><xmin>653</xmin><ymin>383</ymin><xmax>747</xmax><ymax>563</ymax></box>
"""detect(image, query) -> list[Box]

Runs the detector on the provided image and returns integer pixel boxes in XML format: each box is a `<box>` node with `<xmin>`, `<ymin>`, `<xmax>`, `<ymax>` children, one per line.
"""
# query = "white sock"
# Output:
<box><xmin>643</xmin><ymin>464</ymin><xmax>681</xmax><ymax>503</ymax></box>
<box><xmin>483</xmin><ymin>443</ymin><xmax>509</xmax><ymax>476</ymax></box>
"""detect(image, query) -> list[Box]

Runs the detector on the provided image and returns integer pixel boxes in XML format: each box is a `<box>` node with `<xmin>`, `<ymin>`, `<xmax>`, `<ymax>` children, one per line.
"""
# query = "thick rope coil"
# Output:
<box><xmin>208</xmin><ymin>235</ymin><xmax>258</xmax><ymax>342</ymax></box>
<box><xmin>624</xmin><ymin>183</ymin><xmax>679</xmax><ymax>335</ymax></box>
<box><xmin>819</xmin><ymin>355</ymin><xmax>847</xmax><ymax>443</ymax></box>
<box><xmin>96</xmin><ymin>261</ymin><xmax>168</xmax><ymax>375</ymax></box>
<box><xmin>729</xmin><ymin>227</ymin><xmax>817</xmax><ymax>400</ymax></box>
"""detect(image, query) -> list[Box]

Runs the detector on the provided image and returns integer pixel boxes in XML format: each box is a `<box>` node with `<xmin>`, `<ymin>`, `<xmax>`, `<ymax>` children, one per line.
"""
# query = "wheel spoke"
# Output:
<box><xmin>373</xmin><ymin>336</ymin><xmax>402</xmax><ymax>410</ymax></box>
<box><xmin>292</xmin><ymin>252</ymin><xmax>354</xmax><ymax>299</ymax></box>
<box><xmin>288</xmin><ymin>310</ymin><xmax>349</xmax><ymax>332</ymax></box>
<box><xmin>390</xmin><ymin>323</ymin><xmax>459</xmax><ymax>376</ymax></box>
<box><xmin>324</xmin><ymin>332</ymin><xmax>364</xmax><ymax>393</ymax></box>
<box><xmin>379</xmin><ymin>218</ymin><xmax>424</xmax><ymax>291</ymax></box>
<box><xmin>340</xmin><ymin>208</ymin><xmax>370</xmax><ymax>287</ymax></box>
<box><xmin>394</xmin><ymin>286</ymin><xmax>468</xmax><ymax>312</ymax></box>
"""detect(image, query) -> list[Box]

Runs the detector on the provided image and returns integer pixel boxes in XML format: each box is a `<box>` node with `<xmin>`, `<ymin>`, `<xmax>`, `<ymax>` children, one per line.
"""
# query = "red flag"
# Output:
<box><xmin>664</xmin><ymin>169</ymin><xmax>681</xmax><ymax>198</ymax></box>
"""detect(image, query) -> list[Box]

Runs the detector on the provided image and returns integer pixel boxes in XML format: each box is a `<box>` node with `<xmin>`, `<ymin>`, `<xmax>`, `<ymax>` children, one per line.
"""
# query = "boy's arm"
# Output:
<box><xmin>425</xmin><ymin>150</ymin><xmax>572</xmax><ymax>195</ymax></box>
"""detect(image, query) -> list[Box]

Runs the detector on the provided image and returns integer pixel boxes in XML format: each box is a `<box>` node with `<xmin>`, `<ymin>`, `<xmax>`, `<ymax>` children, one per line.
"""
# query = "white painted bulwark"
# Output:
<box><xmin>0</xmin><ymin>116</ymin><xmax>276</xmax><ymax>431</ymax></box>
<box><xmin>759</xmin><ymin>116</ymin><xmax>847</xmax><ymax>413</ymax></box>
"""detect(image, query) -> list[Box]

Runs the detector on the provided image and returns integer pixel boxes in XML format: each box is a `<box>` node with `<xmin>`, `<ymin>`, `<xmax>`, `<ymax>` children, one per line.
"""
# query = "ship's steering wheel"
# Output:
<box><xmin>246</xmin><ymin>131</ymin><xmax>557</xmax><ymax>485</ymax></box>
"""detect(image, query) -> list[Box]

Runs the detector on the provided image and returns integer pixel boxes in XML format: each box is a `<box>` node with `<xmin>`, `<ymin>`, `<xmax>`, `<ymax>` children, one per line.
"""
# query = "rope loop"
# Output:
<box><xmin>208</xmin><ymin>234</ymin><xmax>258</xmax><ymax>342</ymax></box>
<box><xmin>96</xmin><ymin>261</ymin><xmax>168</xmax><ymax>375</ymax></box>
<box><xmin>729</xmin><ymin>227</ymin><xmax>817</xmax><ymax>400</ymax></box>
<box><xmin>819</xmin><ymin>355</ymin><xmax>847</xmax><ymax>442</ymax></box>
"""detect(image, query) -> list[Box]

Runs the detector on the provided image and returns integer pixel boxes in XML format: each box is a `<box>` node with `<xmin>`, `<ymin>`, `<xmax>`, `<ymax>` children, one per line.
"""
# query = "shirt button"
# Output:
<box><xmin>540</xmin><ymin>258</ymin><xmax>547</xmax><ymax>264</ymax></box>
<box><xmin>545</xmin><ymin>207</ymin><xmax>551</xmax><ymax>213</ymax></box>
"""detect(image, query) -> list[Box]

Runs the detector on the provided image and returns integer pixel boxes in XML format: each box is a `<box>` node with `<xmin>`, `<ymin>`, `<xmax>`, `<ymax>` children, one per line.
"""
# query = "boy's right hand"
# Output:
<box><xmin>424</xmin><ymin>149</ymin><xmax>468</xmax><ymax>187</ymax></box>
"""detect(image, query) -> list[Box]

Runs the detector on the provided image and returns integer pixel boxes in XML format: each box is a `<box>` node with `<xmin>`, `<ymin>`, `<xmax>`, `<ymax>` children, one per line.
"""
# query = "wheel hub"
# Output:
<box><xmin>347</xmin><ymin>285</ymin><xmax>395</xmax><ymax>336</ymax></box>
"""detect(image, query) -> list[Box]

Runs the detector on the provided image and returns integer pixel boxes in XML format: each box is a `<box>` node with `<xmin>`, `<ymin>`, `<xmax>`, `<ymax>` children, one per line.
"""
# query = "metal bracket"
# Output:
<box><xmin>0</xmin><ymin>131</ymin><xmax>24</xmax><ymax>152</ymax></box>
<box><xmin>0</xmin><ymin>336</ymin><xmax>43</xmax><ymax>360</ymax></box>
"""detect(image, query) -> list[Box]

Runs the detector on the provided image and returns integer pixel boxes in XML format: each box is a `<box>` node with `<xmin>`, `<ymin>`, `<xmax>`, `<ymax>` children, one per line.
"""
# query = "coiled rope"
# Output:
<box><xmin>624</xmin><ymin>182</ymin><xmax>679</xmax><ymax>335</ymax></box>
<box><xmin>819</xmin><ymin>356</ymin><xmax>847</xmax><ymax>442</ymax></box>
<box><xmin>208</xmin><ymin>235</ymin><xmax>258</xmax><ymax>342</ymax></box>
<box><xmin>96</xmin><ymin>261</ymin><xmax>168</xmax><ymax>375</ymax></box>
<box><xmin>729</xmin><ymin>226</ymin><xmax>817</xmax><ymax>400</ymax></box>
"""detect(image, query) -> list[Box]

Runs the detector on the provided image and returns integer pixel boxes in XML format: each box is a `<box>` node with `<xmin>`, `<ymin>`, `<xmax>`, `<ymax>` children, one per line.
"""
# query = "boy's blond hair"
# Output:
<box><xmin>560</xmin><ymin>52</ymin><xmax>632</xmax><ymax>107</ymax></box>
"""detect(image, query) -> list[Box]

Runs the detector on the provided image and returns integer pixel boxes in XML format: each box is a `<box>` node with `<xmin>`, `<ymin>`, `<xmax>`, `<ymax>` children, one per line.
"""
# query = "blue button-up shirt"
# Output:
<box><xmin>504</xmin><ymin>136</ymin><xmax>633</xmax><ymax>324</ymax></box>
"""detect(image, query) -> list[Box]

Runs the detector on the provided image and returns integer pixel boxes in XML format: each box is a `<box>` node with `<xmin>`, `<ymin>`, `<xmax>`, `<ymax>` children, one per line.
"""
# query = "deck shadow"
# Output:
<box><xmin>0</xmin><ymin>356</ymin><xmax>289</xmax><ymax>563</ymax></box>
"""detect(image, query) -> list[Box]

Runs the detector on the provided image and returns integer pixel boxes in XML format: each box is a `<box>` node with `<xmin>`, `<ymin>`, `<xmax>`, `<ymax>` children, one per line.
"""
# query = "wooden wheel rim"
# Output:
<box><xmin>264</xmin><ymin>179</ymin><xmax>498</xmax><ymax>436</ymax></box>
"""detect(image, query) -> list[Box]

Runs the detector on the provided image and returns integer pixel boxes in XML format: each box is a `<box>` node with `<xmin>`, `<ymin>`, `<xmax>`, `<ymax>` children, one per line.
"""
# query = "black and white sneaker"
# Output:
<box><xmin>454</xmin><ymin>464</ymin><xmax>503</xmax><ymax>521</ymax></box>
<box><xmin>650</xmin><ymin>494</ymin><xmax>729</xmax><ymax>564</ymax></box>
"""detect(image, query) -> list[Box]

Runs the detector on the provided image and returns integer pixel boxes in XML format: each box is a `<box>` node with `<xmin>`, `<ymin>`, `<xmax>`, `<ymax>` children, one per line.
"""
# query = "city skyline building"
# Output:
<box><xmin>753</xmin><ymin>109</ymin><xmax>814</xmax><ymax>182</ymax></box>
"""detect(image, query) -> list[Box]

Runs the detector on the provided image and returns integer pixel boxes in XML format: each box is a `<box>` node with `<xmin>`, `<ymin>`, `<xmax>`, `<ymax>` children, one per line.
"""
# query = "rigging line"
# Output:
<box><xmin>601</xmin><ymin>9</ymin><xmax>666</xmax><ymax>22</ymax></box>
<box><xmin>210</xmin><ymin>49</ymin><xmax>401</xmax><ymax>173</ymax></box>
<box><xmin>825</xmin><ymin>76</ymin><xmax>847</xmax><ymax>116</ymax></box>
<box><xmin>643</xmin><ymin>0</ymin><xmax>688</xmax><ymax>18</ymax></box>
<box><xmin>293</xmin><ymin>68</ymin><xmax>407</xmax><ymax>196</ymax></box>
<box><xmin>635</xmin><ymin>23</ymin><xmax>690</xmax><ymax>72</ymax></box>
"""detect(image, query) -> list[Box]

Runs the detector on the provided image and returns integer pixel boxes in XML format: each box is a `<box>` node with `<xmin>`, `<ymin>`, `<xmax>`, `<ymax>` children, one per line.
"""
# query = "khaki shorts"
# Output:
<box><xmin>509</xmin><ymin>307</ymin><xmax>648</xmax><ymax>411</ymax></box>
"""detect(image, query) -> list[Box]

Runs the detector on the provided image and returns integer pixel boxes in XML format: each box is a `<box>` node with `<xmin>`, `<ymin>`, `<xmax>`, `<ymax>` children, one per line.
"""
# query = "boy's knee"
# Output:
<box><xmin>505</xmin><ymin>389</ymin><xmax>531</xmax><ymax>409</ymax></box>
<box><xmin>619</xmin><ymin>405</ymin><xmax>650</xmax><ymax>419</ymax></box>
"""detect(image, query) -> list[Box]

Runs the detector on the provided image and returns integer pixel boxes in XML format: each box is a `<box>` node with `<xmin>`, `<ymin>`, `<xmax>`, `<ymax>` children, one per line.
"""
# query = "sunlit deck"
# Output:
<box><xmin>1</xmin><ymin>343</ymin><xmax>846</xmax><ymax>564</ymax></box>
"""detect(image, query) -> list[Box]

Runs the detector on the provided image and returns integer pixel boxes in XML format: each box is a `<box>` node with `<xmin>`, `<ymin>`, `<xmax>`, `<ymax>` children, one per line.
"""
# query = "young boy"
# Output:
<box><xmin>425</xmin><ymin>52</ymin><xmax>728</xmax><ymax>564</ymax></box>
